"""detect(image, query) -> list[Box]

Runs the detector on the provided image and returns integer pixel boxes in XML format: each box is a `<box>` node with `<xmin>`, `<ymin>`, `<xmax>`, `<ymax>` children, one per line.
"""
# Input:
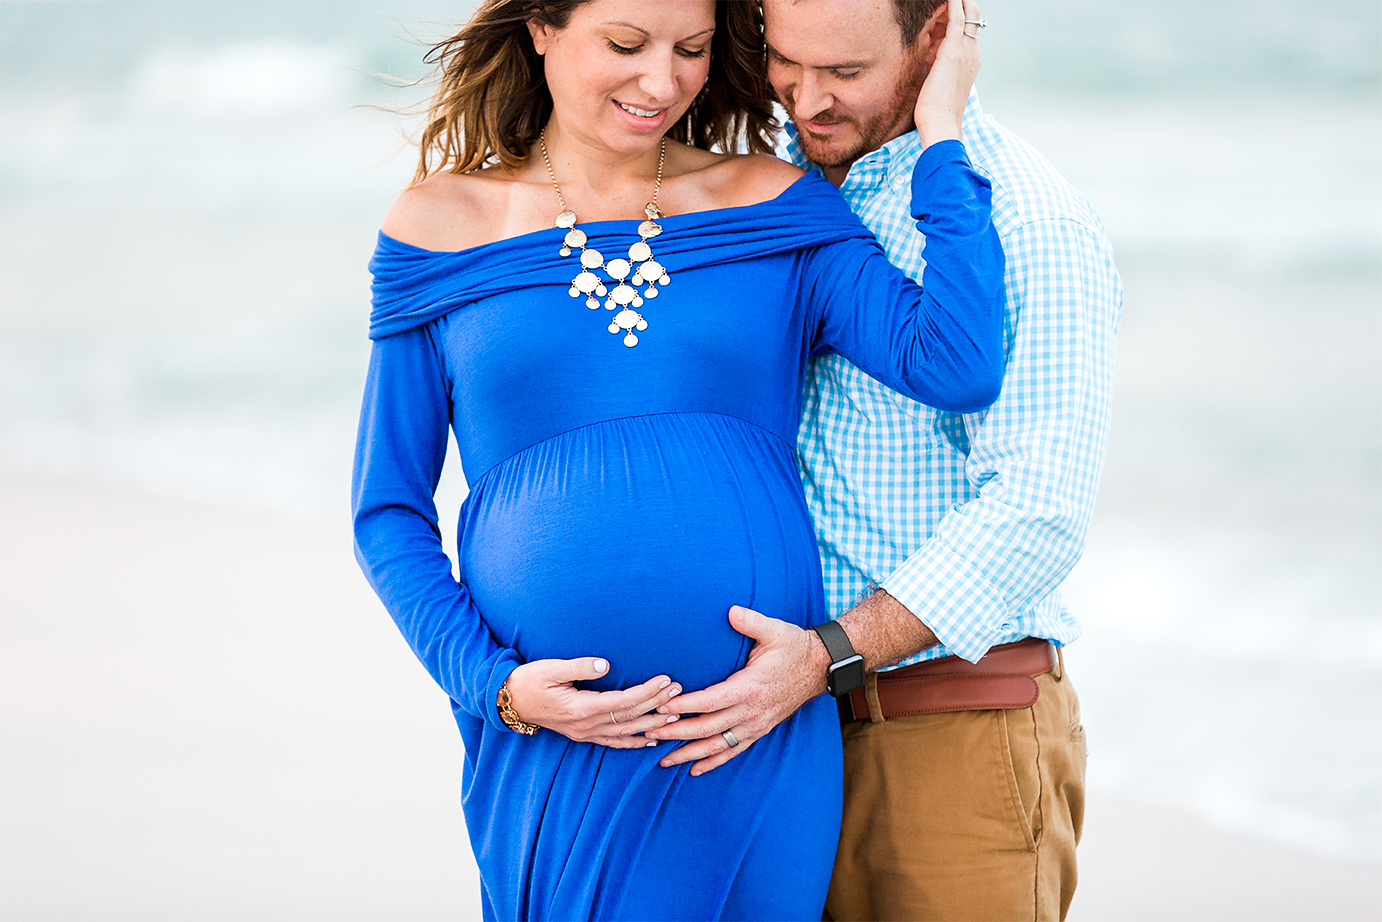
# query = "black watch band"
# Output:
<box><xmin>811</xmin><ymin>620</ymin><xmax>866</xmax><ymax>698</ymax></box>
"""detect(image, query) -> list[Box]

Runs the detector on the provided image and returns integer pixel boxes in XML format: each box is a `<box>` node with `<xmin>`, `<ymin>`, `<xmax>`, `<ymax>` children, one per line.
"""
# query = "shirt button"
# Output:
<box><xmin>891</xmin><ymin>173</ymin><xmax>908</xmax><ymax>191</ymax></box>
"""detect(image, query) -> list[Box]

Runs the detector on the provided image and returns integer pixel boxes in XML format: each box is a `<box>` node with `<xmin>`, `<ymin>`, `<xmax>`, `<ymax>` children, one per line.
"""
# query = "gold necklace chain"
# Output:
<box><xmin>539</xmin><ymin>129</ymin><xmax>671</xmax><ymax>348</ymax></box>
<box><xmin>539</xmin><ymin>131</ymin><xmax>667</xmax><ymax>217</ymax></box>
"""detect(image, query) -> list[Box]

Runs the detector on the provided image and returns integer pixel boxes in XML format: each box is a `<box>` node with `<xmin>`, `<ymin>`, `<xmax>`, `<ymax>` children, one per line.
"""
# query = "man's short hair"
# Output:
<box><xmin>893</xmin><ymin>0</ymin><xmax>945</xmax><ymax>46</ymax></box>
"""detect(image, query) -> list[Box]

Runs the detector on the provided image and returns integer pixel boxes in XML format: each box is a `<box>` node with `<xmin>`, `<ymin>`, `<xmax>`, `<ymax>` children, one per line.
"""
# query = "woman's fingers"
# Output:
<box><xmin>947</xmin><ymin>0</ymin><xmax>965</xmax><ymax>34</ymax></box>
<box><xmin>944</xmin><ymin>0</ymin><xmax>981</xmax><ymax>75</ymax></box>
<box><xmin>596</xmin><ymin>708</ymin><xmax>682</xmax><ymax>743</ymax></box>
<box><xmin>555</xmin><ymin>655</ymin><xmax>610</xmax><ymax>683</ymax></box>
<box><xmin>607</xmin><ymin>673</ymin><xmax>675</xmax><ymax>711</ymax></box>
<box><xmin>516</xmin><ymin>655</ymin><xmax>609</xmax><ymax>693</ymax></box>
<box><xmin>946</xmin><ymin>0</ymin><xmax>981</xmax><ymax>39</ymax></box>
<box><xmin>573</xmin><ymin>678</ymin><xmax>682</xmax><ymax>740</ymax></box>
<box><xmin>609</xmin><ymin>677</ymin><xmax>682</xmax><ymax>723</ymax></box>
<box><xmin>501</xmin><ymin>658</ymin><xmax>686</xmax><ymax>748</ymax></box>
<box><xmin>569</xmin><ymin>675</ymin><xmax>679</xmax><ymax>724</ymax></box>
<box><xmin>958</xmin><ymin>0</ymin><xmax>982</xmax><ymax>33</ymax></box>
<box><xmin>539</xmin><ymin>664</ymin><xmax>684</xmax><ymax>740</ymax></box>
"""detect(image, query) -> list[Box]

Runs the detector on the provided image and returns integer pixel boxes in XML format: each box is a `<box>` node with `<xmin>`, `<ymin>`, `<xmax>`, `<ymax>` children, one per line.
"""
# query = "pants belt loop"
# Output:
<box><xmin>1053</xmin><ymin>647</ymin><xmax>1065</xmax><ymax>681</ymax></box>
<box><xmin>864</xmin><ymin>672</ymin><xmax>886</xmax><ymax>724</ymax></box>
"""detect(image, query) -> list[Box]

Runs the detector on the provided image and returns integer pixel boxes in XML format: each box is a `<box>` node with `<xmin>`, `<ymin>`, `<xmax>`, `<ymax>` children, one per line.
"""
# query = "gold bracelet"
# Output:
<box><xmin>496</xmin><ymin>678</ymin><xmax>538</xmax><ymax>735</ymax></box>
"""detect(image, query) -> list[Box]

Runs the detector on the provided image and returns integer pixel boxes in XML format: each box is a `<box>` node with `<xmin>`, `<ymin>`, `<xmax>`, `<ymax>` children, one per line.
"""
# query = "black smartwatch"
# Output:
<box><xmin>810</xmin><ymin>620</ymin><xmax>865</xmax><ymax>698</ymax></box>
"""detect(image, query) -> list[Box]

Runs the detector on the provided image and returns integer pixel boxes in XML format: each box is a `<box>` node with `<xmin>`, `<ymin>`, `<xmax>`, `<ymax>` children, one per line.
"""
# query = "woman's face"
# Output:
<box><xmin>529</xmin><ymin>0</ymin><xmax>716</xmax><ymax>155</ymax></box>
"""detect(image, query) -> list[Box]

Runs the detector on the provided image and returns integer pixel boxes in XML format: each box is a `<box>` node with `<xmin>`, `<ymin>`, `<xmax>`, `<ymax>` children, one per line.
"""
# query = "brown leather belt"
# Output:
<box><xmin>842</xmin><ymin>637</ymin><xmax>1058</xmax><ymax>723</ymax></box>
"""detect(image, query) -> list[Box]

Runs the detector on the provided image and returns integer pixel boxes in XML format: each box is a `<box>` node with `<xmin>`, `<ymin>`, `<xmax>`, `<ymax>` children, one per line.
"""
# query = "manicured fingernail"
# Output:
<box><xmin>593</xmin><ymin>658</ymin><xmax>608</xmax><ymax>674</ymax></box>
<box><xmin>645</xmin><ymin>741</ymin><xmax>657</xmax><ymax>748</ymax></box>
<box><xmin>659</xmin><ymin>679</ymin><xmax>671</xmax><ymax>690</ymax></box>
<box><xmin>665</xmin><ymin>715</ymin><xmax>679</xmax><ymax>724</ymax></box>
<box><xmin>668</xmin><ymin>687</ymin><xmax>681</xmax><ymax>698</ymax></box>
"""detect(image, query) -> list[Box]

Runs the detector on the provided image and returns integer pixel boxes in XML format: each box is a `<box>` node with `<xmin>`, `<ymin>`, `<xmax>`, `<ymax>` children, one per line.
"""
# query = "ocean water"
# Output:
<box><xmin>1</xmin><ymin>0</ymin><xmax>1379</xmax><ymax>871</ymax></box>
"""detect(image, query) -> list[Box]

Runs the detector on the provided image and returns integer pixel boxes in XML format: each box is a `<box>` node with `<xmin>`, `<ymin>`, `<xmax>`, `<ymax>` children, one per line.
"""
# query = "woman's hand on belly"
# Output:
<box><xmin>506</xmin><ymin>657</ymin><xmax>684</xmax><ymax>748</ymax></box>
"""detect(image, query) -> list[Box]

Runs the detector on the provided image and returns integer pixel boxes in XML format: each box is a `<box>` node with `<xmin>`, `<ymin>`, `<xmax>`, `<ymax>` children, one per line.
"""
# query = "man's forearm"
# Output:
<box><xmin>836</xmin><ymin>589</ymin><xmax>938</xmax><ymax>672</ymax></box>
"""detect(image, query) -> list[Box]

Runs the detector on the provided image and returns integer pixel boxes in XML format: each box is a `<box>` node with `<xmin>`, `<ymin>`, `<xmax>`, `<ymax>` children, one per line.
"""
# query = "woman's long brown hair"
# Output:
<box><xmin>411</xmin><ymin>0</ymin><xmax>779</xmax><ymax>185</ymax></box>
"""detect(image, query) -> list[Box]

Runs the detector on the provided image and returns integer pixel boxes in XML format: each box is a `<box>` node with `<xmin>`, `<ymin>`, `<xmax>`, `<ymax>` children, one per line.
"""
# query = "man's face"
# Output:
<box><xmin>763</xmin><ymin>0</ymin><xmax>931</xmax><ymax>178</ymax></box>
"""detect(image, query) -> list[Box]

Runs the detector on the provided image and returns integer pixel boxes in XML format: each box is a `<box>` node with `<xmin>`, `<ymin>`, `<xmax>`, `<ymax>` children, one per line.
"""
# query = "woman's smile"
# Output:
<box><xmin>616</xmin><ymin>101</ymin><xmax>665</xmax><ymax>119</ymax></box>
<box><xmin>614</xmin><ymin>99</ymin><xmax>670</xmax><ymax>130</ymax></box>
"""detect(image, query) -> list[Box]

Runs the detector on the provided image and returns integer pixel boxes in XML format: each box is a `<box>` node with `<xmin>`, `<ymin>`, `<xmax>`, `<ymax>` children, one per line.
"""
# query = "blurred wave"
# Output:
<box><xmin>129</xmin><ymin>40</ymin><xmax>354</xmax><ymax>116</ymax></box>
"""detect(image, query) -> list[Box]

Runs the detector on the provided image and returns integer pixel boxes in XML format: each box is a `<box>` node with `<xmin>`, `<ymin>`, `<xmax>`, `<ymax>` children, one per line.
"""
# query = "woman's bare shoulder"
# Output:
<box><xmin>674</xmin><ymin>151</ymin><xmax>806</xmax><ymax>212</ymax></box>
<box><xmin>381</xmin><ymin>171</ymin><xmax>513</xmax><ymax>252</ymax></box>
<box><xmin>724</xmin><ymin>153</ymin><xmax>808</xmax><ymax>204</ymax></box>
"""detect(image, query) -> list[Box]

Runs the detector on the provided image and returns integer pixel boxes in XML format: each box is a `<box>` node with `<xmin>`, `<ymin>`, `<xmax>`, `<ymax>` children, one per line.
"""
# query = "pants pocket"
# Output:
<box><xmin>999</xmin><ymin>707</ymin><xmax>1041</xmax><ymax>852</ymax></box>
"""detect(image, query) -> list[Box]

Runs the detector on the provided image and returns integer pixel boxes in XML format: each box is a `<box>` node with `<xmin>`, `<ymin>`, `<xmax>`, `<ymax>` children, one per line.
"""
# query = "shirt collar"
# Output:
<box><xmin>782</xmin><ymin>88</ymin><xmax>984</xmax><ymax>194</ymax></box>
<box><xmin>784</xmin><ymin>124</ymin><xmax>916</xmax><ymax>197</ymax></box>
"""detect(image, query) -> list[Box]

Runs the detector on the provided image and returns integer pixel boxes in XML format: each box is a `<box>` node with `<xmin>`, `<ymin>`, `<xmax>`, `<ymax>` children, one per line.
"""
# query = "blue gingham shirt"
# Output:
<box><xmin>790</xmin><ymin>91</ymin><xmax>1123</xmax><ymax>666</ymax></box>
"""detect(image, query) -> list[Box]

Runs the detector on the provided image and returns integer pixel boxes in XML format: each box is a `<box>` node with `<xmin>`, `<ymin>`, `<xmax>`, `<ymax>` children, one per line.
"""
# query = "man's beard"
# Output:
<box><xmin>786</xmin><ymin>61</ymin><xmax>928</xmax><ymax>171</ymax></box>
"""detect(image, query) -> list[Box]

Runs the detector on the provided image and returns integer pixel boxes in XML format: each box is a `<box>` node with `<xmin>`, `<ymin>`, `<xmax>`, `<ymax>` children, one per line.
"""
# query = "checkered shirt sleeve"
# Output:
<box><xmin>792</xmin><ymin>91</ymin><xmax>1123</xmax><ymax>665</ymax></box>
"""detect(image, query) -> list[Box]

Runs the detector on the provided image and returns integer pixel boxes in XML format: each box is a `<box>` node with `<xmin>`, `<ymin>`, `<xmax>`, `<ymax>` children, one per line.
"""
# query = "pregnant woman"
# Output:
<box><xmin>352</xmin><ymin>0</ymin><xmax>997</xmax><ymax>918</ymax></box>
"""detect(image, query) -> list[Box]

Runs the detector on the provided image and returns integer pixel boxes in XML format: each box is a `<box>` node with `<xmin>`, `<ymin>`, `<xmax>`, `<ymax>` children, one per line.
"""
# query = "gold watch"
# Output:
<box><xmin>497</xmin><ymin>678</ymin><xmax>538</xmax><ymax>735</ymax></box>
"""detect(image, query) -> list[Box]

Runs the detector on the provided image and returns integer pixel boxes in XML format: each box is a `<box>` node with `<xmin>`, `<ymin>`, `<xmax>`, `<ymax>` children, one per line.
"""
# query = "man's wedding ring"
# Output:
<box><xmin>610</xmin><ymin>711</ymin><xmax>619</xmax><ymax>724</ymax></box>
<box><xmin>964</xmin><ymin>19</ymin><xmax>987</xmax><ymax>38</ymax></box>
<box><xmin>721</xmin><ymin>729</ymin><xmax>740</xmax><ymax>748</ymax></box>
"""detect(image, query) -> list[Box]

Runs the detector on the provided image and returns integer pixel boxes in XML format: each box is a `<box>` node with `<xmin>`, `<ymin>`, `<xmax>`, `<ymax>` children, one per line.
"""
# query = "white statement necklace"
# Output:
<box><xmin>540</xmin><ymin>130</ymin><xmax>672</xmax><ymax>348</ymax></box>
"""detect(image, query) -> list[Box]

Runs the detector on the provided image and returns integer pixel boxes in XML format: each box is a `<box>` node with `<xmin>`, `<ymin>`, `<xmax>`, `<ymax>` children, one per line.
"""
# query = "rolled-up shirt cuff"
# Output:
<box><xmin>880</xmin><ymin>538</ymin><xmax>1013</xmax><ymax>664</ymax></box>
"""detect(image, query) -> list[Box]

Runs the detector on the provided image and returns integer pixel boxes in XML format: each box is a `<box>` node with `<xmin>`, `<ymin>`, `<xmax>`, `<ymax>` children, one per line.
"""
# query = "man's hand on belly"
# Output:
<box><xmin>646</xmin><ymin>606</ymin><xmax>831</xmax><ymax>776</ymax></box>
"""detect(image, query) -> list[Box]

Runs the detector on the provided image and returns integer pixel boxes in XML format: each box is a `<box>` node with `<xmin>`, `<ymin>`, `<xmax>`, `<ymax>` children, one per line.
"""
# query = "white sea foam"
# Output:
<box><xmin>1065</xmin><ymin>523</ymin><xmax>1382</xmax><ymax>666</ymax></box>
<box><xmin>993</xmin><ymin>98</ymin><xmax>1382</xmax><ymax>267</ymax></box>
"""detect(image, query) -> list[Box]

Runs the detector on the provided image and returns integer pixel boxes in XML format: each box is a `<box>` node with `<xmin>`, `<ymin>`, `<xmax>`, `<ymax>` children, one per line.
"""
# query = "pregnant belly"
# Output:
<box><xmin>457</xmin><ymin>414</ymin><xmax>825</xmax><ymax>692</ymax></box>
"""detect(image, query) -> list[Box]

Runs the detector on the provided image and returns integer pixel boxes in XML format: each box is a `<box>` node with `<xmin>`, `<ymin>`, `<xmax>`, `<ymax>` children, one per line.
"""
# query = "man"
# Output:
<box><xmin>650</xmin><ymin>1</ymin><xmax>1121</xmax><ymax>919</ymax></box>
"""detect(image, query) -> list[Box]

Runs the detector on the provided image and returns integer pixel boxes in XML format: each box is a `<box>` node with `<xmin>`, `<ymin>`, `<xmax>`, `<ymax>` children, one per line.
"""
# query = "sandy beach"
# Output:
<box><xmin>2</xmin><ymin>470</ymin><xmax>1378</xmax><ymax>921</ymax></box>
<box><xmin>1</xmin><ymin>472</ymin><xmax>478</xmax><ymax>920</ymax></box>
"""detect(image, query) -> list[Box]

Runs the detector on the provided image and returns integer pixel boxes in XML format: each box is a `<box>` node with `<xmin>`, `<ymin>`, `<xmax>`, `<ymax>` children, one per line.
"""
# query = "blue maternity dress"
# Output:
<box><xmin>352</xmin><ymin>140</ymin><xmax>1004</xmax><ymax>921</ymax></box>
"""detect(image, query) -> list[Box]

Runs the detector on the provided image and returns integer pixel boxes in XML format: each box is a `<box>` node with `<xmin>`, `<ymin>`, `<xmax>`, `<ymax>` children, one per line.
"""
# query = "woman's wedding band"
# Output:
<box><xmin>721</xmin><ymin>729</ymin><xmax>740</xmax><ymax>748</ymax></box>
<box><xmin>610</xmin><ymin>711</ymin><xmax>619</xmax><ymax>724</ymax></box>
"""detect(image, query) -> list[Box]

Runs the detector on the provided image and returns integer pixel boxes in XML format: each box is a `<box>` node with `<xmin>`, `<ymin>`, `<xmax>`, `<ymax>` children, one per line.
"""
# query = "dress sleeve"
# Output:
<box><xmin>351</xmin><ymin>324</ymin><xmax>521</xmax><ymax>730</ymax></box>
<box><xmin>805</xmin><ymin>139</ymin><xmax>1005</xmax><ymax>413</ymax></box>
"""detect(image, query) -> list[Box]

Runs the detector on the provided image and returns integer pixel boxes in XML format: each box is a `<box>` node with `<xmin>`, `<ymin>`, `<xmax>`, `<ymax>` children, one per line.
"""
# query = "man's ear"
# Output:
<box><xmin>920</xmin><ymin>2</ymin><xmax>949</xmax><ymax>67</ymax></box>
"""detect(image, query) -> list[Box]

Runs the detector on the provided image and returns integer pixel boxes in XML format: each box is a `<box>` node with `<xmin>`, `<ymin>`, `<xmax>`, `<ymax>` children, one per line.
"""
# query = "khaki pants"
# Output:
<box><xmin>825</xmin><ymin>654</ymin><xmax>1086</xmax><ymax>922</ymax></box>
